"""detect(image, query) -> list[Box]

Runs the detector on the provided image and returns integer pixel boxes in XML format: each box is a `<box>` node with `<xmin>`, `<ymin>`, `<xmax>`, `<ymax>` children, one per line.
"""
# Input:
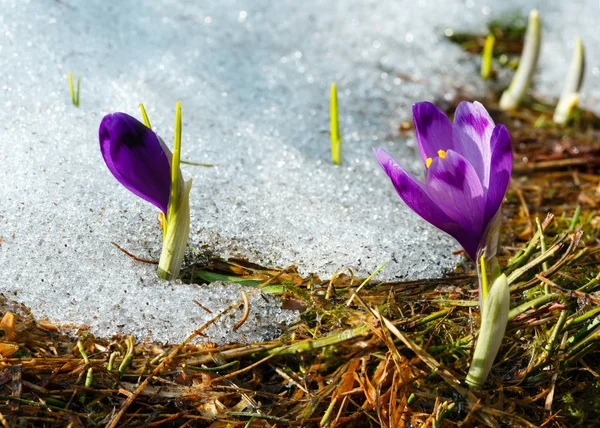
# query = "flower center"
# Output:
<box><xmin>426</xmin><ymin>150</ymin><xmax>447</xmax><ymax>168</ymax></box>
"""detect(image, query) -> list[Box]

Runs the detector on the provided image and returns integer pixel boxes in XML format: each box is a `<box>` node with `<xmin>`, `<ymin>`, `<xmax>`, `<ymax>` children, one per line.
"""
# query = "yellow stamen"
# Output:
<box><xmin>426</xmin><ymin>157</ymin><xmax>433</xmax><ymax>168</ymax></box>
<box><xmin>438</xmin><ymin>149</ymin><xmax>447</xmax><ymax>158</ymax></box>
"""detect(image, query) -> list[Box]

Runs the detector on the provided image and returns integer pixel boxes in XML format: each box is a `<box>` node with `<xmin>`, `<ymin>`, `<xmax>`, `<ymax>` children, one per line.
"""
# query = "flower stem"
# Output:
<box><xmin>466</xmin><ymin>274</ymin><xmax>510</xmax><ymax>389</ymax></box>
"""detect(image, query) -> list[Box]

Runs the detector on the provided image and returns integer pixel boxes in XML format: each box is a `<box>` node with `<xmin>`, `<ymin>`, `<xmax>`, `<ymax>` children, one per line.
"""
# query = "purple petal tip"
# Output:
<box><xmin>99</xmin><ymin>112</ymin><xmax>172</xmax><ymax>214</ymax></box>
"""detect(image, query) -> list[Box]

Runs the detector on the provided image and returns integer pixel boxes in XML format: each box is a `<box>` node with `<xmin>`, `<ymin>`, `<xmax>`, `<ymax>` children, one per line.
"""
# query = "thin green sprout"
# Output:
<box><xmin>167</xmin><ymin>101</ymin><xmax>182</xmax><ymax>223</ymax></box>
<box><xmin>330</xmin><ymin>83</ymin><xmax>341</xmax><ymax>165</ymax></box>
<box><xmin>139</xmin><ymin>103</ymin><xmax>152</xmax><ymax>128</ymax></box>
<box><xmin>480</xmin><ymin>255</ymin><xmax>488</xmax><ymax>301</ymax></box>
<box><xmin>480</xmin><ymin>34</ymin><xmax>495</xmax><ymax>80</ymax></box>
<box><xmin>68</xmin><ymin>72</ymin><xmax>80</xmax><ymax>107</ymax></box>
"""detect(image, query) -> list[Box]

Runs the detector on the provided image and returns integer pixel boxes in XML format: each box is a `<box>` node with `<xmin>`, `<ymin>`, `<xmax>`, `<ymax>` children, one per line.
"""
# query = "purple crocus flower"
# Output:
<box><xmin>374</xmin><ymin>101</ymin><xmax>512</xmax><ymax>260</ymax></box>
<box><xmin>99</xmin><ymin>113</ymin><xmax>172</xmax><ymax>216</ymax></box>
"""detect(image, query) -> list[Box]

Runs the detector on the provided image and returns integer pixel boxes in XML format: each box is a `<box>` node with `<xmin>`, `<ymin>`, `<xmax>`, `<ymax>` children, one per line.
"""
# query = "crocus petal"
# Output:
<box><xmin>413</xmin><ymin>102</ymin><xmax>453</xmax><ymax>166</ymax></box>
<box><xmin>374</xmin><ymin>148</ymin><xmax>471</xmax><ymax>249</ymax></box>
<box><xmin>99</xmin><ymin>113</ymin><xmax>172</xmax><ymax>215</ymax></box>
<box><xmin>484</xmin><ymin>125</ymin><xmax>512</xmax><ymax>224</ymax></box>
<box><xmin>452</xmin><ymin>101</ymin><xmax>494</xmax><ymax>191</ymax></box>
<box><xmin>426</xmin><ymin>150</ymin><xmax>485</xmax><ymax>259</ymax></box>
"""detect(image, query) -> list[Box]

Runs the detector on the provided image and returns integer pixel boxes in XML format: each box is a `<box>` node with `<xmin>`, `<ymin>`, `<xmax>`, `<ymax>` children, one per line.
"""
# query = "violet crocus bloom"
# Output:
<box><xmin>99</xmin><ymin>112</ymin><xmax>172</xmax><ymax>216</ymax></box>
<box><xmin>374</xmin><ymin>101</ymin><xmax>512</xmax><ymax>261</ymax></box>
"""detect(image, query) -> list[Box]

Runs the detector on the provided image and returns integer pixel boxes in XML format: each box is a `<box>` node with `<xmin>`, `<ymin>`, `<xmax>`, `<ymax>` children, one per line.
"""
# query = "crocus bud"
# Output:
<box><xmin>99</xmin><ymin>104</ymin><xmax>191</xmax><ymax>281</ymax></box>
<box><xmin>466</xmin><ymin>274</ymin><xmax>510</xmax><ymax>389</ymax></box>
<box><xmin>99</xmin><ymin>113</ymin><xmax>172</xmax><ymax>215</ymax></box>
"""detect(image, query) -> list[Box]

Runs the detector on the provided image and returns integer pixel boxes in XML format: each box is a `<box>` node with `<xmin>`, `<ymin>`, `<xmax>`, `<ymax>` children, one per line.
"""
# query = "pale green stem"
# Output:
<box><xmin>481</xmin><ymin>34</ymin><xmax>495</xmax><ymax>80</ymax></box>
<box><xmin>499</xmin><ymin>10</ymin><xmax>541</xmax><ymax>111</ymax></box>
<box><xmin>466</xmin><ymin>274</ymin><xmax>510</xmax><ymax>389</ymax></box>
<box><xmin>330</xmin><ymin>83</ymin><xmax>341</xmax><ymax>165</ymax></box>
<box><xmin>157</xmin><ymin>178</ymin><xmax>192</xmax><ymax>280</ymax></box>
<box><xmin>553</xmin><ymin>37</ymin><xmax>584</xmax><ymax>125</ymax></box>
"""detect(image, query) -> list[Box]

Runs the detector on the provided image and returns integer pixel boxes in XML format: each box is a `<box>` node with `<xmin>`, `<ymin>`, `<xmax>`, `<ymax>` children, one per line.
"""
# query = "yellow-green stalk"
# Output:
<box><xmin>330</xmin><ymin>83</ymin><xmax>342</xmax><ymax>165</ymax></box>
<box><xmin>466</xmin><ymin>273</ymin><xmax>510</xmax><ymax>389</ymax></box>
<box><xmin>69</xmin><ymin>72</ymin><xmax>80</xmax><ymax>107</ymax></box>
<box><xmin>481</xmin><ymin>34</ymin><xmax>495</xmax><ymax>80</ymax></box>
<box><xmin>499</xmin><ymin>10</ymin><xmax>541</xmax><ymax>111</ymax></box>
<box><xmin>157</xmin><ymin>101</ymin><xmax>192</xmax><ymax>280</ymax></box>
<box><xmin>553</xmin><ymin>37</ymin><xmax>585</xmax><ymax>125</ymax></box>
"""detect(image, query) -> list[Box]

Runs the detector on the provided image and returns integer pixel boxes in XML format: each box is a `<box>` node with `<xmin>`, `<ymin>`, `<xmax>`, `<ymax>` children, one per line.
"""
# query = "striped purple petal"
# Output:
<box><xmin>375</xmin><ymin>100</ymin><xmax>511</xmax><ymax>261</ymax></box>
<box><xmin>413</xmin><ymin>102</ymin><xmax>453</xmax><ymax>167</ymax></box>
<box><xmin>99</xmin><ymin>112</ymin><xmax>172</xmax><ymax>215</ymax></box>
<box><xmin>452</xmin><ymin>101</ymin><xmax>494</xmax><ymax>192</ymax></box>
<box><xmin>484</xmin><ymin>124</ymin><xmax>512</xmax><ymax>224</ymax></box>
<box><xmin>374</xmin><ymin>148</ymin><xmax>471</xmax><ymax>250</ymax></box>
<box><xmin>426</xmin><ymin>150</ymin><xmax>485</xmax><ymax>260</ymax></box>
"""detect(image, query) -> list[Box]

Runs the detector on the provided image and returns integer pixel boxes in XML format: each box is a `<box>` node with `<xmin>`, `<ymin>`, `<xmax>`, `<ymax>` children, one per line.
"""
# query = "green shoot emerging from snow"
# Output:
<box><xmin>330</xmin><ymin>83</ymin><xmax>341</xmax><ymax>165</ymax></box>
<box><xmin>499</xmin><ymin>10</ymin><xmax>541</xmax><ymax>111</ymax></box>
<box><xmin>69</xmin><ymin>72</ymin><xmax>80</xmax><ymax>107</ymax></box>
<box><xmin>481</xmin><ymin>34</ymin><xmax>495</xmax><ymax>80</ymax></box>
<box><xmin>553</xmin><ymin>37</ymin><xmax>585</xmax><ymax>125</ymax></box>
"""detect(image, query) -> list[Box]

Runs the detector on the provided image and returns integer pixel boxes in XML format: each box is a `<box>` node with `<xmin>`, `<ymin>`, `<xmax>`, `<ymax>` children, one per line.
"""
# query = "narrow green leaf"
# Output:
<box><xmin>169</xmin><ymin>101</ymin><xmax>182</xmax><ymax>220</ymax></box>
<box><xmin>193</xmin><ymin>270</ymin><xmax>284</xmax><ymax>293</ymax></box>
<box><xmin>481</xmin><ymin>34</ymin><xmax>495</xmax><ymax>80</ymax></box>
<box><xmin>139</xmin><ymin>103</ymin><xmax>152</xmax><ymax>128</ymax></box>
<box><xmin>68</xmin><ymin>72</ymin><xmax>80</xmax><ymax>107</ymax></box>
<box><xmin>330</xmin><ymin>83</ymin><xmax>341</xmax><ymax>165</ymax></box>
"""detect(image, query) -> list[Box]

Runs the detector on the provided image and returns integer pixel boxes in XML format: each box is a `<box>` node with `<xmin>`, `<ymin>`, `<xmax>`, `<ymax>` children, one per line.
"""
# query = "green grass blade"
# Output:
<box><xmin>481</xmin><ymin>34</ymin><xmax>495</xmax><ymax>80</ymax></box>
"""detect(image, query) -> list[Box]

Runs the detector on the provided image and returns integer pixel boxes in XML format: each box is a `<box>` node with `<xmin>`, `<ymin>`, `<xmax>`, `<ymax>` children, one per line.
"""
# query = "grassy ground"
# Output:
<box><xmin>2</xmin><ymin>17</ymin><xmax>600</xmax><ymax>428</ymax></box>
